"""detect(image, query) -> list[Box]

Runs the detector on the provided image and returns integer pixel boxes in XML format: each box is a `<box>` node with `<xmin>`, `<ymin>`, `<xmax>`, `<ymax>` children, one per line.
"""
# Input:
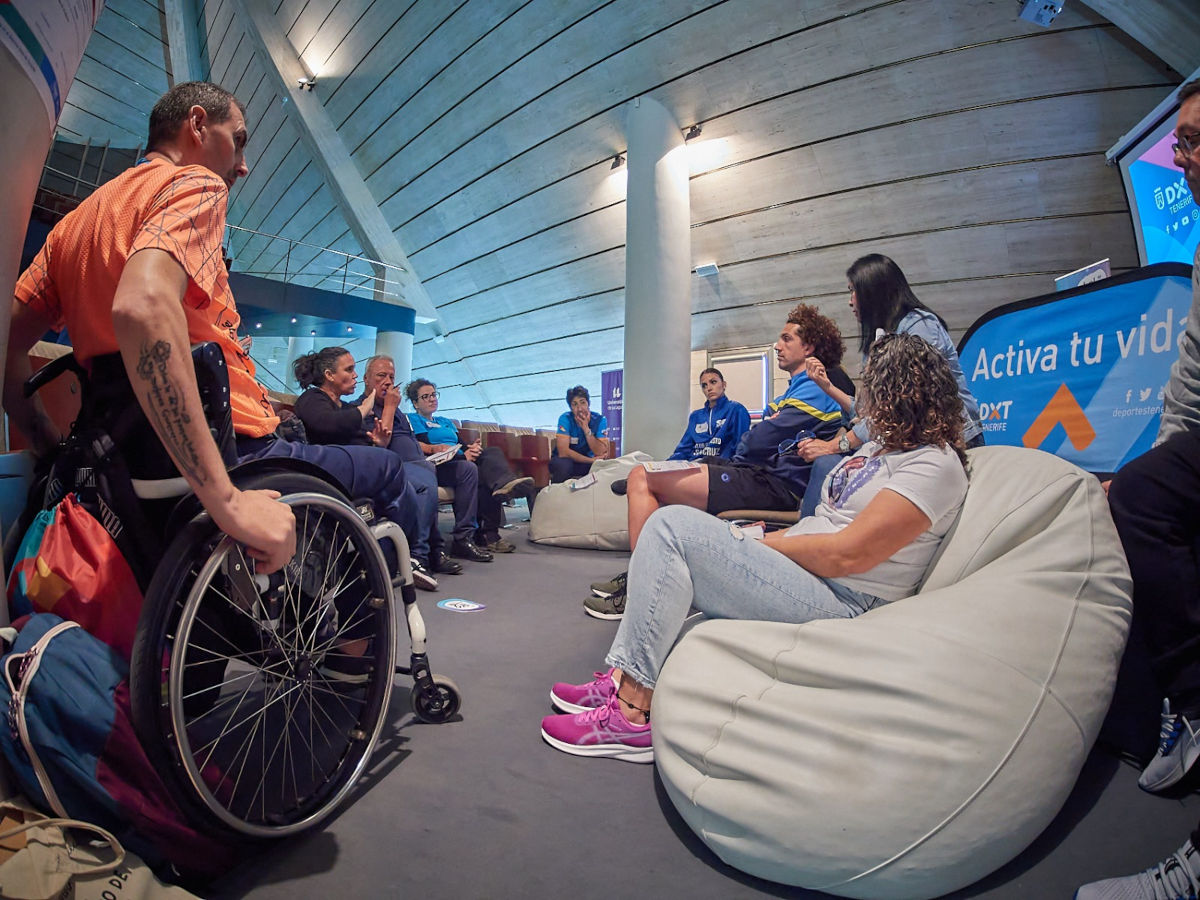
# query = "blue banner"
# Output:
<box><xmin>959</xmin><ymin>264</ymin><xmax>1193</xmax><ymax>472</ymax></box>
<box><xmin>601</xmin><ymin>368</ymin><xmax>623</xmax><ymax>456</ymax></box>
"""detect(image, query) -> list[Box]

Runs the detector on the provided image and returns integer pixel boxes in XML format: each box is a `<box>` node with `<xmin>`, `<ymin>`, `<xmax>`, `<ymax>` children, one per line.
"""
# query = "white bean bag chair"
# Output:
<box><xmin>652</xmin><ymin>445</ymin><xmax>1132</xmax><ymax>899</ymax></box>
<box><xmin>528</xmin><ymin>452</ymin><xmax>651</xmax><ymax>550</ymax></box>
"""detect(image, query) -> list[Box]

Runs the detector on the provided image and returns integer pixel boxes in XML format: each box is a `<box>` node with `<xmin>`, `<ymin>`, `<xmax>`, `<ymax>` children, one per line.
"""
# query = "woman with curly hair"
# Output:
<box><xmin>542</xmin><ymin>333</ymin><xmax>969</xmax><ymax>762</ymax></box>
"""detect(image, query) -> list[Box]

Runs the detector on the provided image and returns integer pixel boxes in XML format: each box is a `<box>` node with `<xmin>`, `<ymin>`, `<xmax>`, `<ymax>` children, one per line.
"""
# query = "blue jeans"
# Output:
<box><xmin>800</xmin><ymin>453</ymin><xmax>843</xmax><ymax>518</ymax></box>
<box><xmin>404</xmin><ymin>458</ymin><xmax>443</xmax><ymax>562</ymax></box>
<box><xmin>606</xmin><ymin>505</ymin><xmax>881</xmax><ymax>689</ymax></box>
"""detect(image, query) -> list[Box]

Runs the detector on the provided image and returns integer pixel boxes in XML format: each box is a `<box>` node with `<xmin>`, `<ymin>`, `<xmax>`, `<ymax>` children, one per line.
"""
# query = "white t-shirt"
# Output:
<box><xmin>786</xmin><ymin>441</ymin><xmax>969</xmax><ymax>602</ymax></box>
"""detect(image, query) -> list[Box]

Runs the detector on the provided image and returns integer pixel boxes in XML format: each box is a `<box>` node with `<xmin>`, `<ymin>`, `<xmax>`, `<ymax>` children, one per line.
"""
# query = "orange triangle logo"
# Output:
<box><xmin>1022</xmin><ymin>383</ymin><xmax>1096</xmax><ymax>451</ymax></box>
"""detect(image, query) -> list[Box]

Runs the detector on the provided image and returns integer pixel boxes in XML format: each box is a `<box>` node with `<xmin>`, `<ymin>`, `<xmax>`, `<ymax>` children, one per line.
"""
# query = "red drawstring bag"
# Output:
<box><xmin>6</xmin><ymin>493</ymin><xmax>143</xmax><ymax>660</ymax></box>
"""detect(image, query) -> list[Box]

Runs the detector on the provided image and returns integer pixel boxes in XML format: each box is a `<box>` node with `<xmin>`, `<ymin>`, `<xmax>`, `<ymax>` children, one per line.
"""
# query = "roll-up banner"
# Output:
<box><xmin>958</xmin><ymin>263</ymin><xmax>1193</xmax><ymax>473</ymax></box>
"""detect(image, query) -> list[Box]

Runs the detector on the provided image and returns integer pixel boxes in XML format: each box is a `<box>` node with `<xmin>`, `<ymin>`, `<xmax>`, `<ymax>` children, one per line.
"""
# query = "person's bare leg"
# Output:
<box><xmin>627</xmin><ymin>465</ymin><xmax>710</xmax><ymax>550</ymax></box>
<box><xmin>616</xmin><ymin>671</ymin><xmax>653</xmax><ymax>724</ymax></box>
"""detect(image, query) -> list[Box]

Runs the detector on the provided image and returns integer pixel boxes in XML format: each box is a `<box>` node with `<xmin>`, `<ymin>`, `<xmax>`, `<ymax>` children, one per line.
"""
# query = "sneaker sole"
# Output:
<box><xmin>590</xmin><ymin>587</ymin><xmax>616</xmax><ymax>598</ymax></box>
<box><xmin>1138</xmin><ymin>742</ymin><xmax>1200</xmax><ymax>792</ymax></box>
<box><xmin>548</xmin><ymin>689</ymin><xmax>594</xmax><ymax>715</ymax></box>
<box><xmin>412</xmin><ymin>573</ymin><xmax>439</xmax><ymax>591</ymax></box>
<box><xmin>584</xmin><ymin>605</ymin><xmax>623</xmax><ymax>621</ymax></box>
<box><xmin>539</xmin><ymin>728</ymin><xmax>653</xmax><ymax>763</ymax></box>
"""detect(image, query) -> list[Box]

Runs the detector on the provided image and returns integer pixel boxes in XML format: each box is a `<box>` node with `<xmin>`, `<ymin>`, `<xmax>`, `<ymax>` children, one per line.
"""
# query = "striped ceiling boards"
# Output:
<box><xmin>59</xmin><ymin>0</ymin><xmax>1185</xmax><ymax>427</ymax></box>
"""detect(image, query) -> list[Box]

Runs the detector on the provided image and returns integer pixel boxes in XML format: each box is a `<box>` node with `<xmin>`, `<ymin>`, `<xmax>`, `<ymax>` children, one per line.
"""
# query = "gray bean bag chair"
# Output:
<box><xmin>527</xmin><ymin>452</ymin><xmax>651</xmax><ymax>551</ymax></box>
<box><xmin>652</xmin><ymin>445</ymin><xmax>1132</xmax><ymax>899</ymax></box>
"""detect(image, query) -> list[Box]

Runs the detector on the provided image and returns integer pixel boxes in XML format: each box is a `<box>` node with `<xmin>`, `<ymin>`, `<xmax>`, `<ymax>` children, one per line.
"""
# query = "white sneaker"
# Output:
<box><xmin>1139</xmin><ymin>699</ymin><xmax>1200</xmax><ymax>793</ymax></box>
<box><xmin>1076</xmin><ymin>838</ymin><xmax>1200</xmax><ymax>899</ymax></box>
<box><xmin>410</xmin><ymin>559</ymin><xmax>438</xmax><ymax>592</ymax></box>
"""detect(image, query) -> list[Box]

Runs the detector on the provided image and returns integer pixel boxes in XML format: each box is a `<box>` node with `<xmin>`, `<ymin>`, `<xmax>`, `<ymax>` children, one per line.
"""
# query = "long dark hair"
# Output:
<box><xmin>847</xmin><ymin>254</ymin><xmax>945</xmax><ymax>356</ymax></box>
<box><xmin>293</xmin><ymin>346</ymin><xmax>349</xmax><ymax>390</ymax></box>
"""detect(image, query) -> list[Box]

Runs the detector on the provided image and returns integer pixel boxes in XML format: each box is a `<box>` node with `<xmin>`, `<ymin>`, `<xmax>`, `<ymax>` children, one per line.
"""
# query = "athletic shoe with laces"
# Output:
<box><xmin>590</xmin><ymin>571</ymin><xmax>627</xmax><ymax>598</ymax></box>
<box><xmin>1075</xmin><ymin>838</ymin><xmax>1200</xmax><ymax>899</ymax></box>
<box><xmin>540</xmin><ymin>693</ymin><xmax>652</xmax><ymax>763</ymax></box>
<box><xmin>550</xmin><ymin>668</ymin><xmax>618</xmax><ymax>714</ymax></box>
<box><xmin>583</xmin><ymin>585</ymin><xmax>625</xmax><ymax>620</ymax></box>
<box><xmin>1139</xmin><ymin>699</ymin><xmax>1200</xmax><ymax>792</ymax></box>
<box><xmin>493</xmin><ymin>476</ymin><xmax>534</xmax><ymax>499</ymax></box>
<box><xmin>410</xmin><ymin>559</ymin><xmax>438</xmax><ymax>592</ymax></box>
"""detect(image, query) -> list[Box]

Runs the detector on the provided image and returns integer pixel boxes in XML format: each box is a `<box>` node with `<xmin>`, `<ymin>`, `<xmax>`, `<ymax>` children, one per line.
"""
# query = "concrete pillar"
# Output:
<box><xmin>376</xmin><ymin>330</ymin><xmax>414</xmax><ymax>385</ymax></box>
<box><xmin>622</xmin><ymin>96</ymin><xmax>691</xmax><ymax>459</ymax></box>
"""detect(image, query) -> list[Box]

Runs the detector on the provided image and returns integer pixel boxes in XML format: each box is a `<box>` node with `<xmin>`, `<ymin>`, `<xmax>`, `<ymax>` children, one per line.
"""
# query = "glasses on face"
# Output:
<box><xmin>777</xmin><ymin>430</ymin><xmax>816</xmax><ymax>455</ymax></box>
<box><xmin>417</xmin><ymin>391</ymin><xmax>439</xmax><ymax>402</ymax></box>
<box><xmin>1173</xmin><ymin>131</ymin><xmax>1200</xmax><ymax>157</ymax></box>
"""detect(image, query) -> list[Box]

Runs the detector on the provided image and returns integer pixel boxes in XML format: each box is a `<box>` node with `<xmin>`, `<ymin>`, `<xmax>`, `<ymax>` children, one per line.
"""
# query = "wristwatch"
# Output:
<box><xmin>838</xmin><ymin>433</ymin><xmax>851</xmax><ymax>454</ymax></box>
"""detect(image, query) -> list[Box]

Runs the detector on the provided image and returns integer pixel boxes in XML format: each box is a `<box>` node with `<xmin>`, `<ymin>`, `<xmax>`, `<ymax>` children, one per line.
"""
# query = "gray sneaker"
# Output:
<box><xmin>590</xmin><ymin>571</ymin><xmax>627</xmax><ymax>599</ymax></box>
<box><xmin>584</xmin><ymin>585</ymin><xmax>625</xmax><ymax>620</ymax></box>
<box><xmin>1076</xmin><ymin>838</ymin><xmax>1200</xmax><ymax>899</ymax></box>
<box><xmin>1139</xmin><ymin>699</ymin><xmax>1200</xmax><ymax>793</ymax></box>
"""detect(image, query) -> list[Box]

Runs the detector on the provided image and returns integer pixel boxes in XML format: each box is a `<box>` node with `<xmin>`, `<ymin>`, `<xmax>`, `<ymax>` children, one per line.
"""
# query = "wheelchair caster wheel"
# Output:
<box><xmin>411</xmin><ymin>674</ymin><xmax>461</xmax><ymax>723</ymax></box>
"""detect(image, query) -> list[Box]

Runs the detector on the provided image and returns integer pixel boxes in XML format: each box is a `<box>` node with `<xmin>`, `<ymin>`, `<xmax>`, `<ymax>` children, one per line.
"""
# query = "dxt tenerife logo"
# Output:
<box><xmin>1023</xmin><ymin>384</ymin><xmax>1095</xmax><ymax>451</ymax></box>
<box><xmin>1155</xmin><ymin>176</ymin><xmax>1195</xmax><ymax>215</ymax></box>
<box><xmin>978</xmin><ymin>399</ymin><xmax>1013</xmax><ymax>433</ymax></box>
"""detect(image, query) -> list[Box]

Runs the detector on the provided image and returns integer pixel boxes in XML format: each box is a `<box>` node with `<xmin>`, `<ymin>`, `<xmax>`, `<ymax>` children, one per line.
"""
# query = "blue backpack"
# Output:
<box><xmin>0</xmin><ymin>613</ymin><xmax>238</xmax><ymax>878</ymax></box>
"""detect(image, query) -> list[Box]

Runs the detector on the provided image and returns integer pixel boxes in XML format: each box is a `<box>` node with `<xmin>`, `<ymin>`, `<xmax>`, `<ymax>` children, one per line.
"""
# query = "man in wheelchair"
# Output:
<box><xmin>0</xmin><ymin>80</ymin><xmax>458</xmax><ymax>841</ymax></box>
<box><xmin>2</xmin><ymin>80</ymin><xmax>424</xmax><ymax>577</ymax></box>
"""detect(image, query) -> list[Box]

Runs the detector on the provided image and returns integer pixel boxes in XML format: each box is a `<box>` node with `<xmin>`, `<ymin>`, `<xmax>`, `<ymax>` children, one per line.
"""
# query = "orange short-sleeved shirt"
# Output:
<box><xmin>15</xmin><ymin>158</ymin><xmax>279</xmax><ymax>438</ymax></box>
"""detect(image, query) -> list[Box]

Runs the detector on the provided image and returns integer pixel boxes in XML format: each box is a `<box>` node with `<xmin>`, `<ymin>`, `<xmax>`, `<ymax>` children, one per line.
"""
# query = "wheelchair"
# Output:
<box><xmin>9</xmin><ymin>343</ymin><xmax>461</xmax><ymax>839</ymax></box>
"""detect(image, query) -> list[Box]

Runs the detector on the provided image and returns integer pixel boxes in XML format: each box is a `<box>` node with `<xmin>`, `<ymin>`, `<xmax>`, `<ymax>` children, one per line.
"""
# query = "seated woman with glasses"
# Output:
<box><xmin>405</xmin><ymin>378</ymin><xmax>534</xmax><ymax>558</ymax></box>
<box><xmin>543</xmin><ymin>333</ymin><xmax>969</xmax><ymax>762</ymax></box>
<box><xmin>667</xmin><ymin>368</ymin><xmax>752</xmax><ymax>462</ymax></box>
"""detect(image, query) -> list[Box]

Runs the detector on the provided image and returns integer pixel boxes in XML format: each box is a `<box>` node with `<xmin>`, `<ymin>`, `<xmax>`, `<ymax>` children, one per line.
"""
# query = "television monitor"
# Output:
<box><xmin>1110</xmin><ymin>74</ymin><xmax>1200</xmax><ymax>267</ymax></box>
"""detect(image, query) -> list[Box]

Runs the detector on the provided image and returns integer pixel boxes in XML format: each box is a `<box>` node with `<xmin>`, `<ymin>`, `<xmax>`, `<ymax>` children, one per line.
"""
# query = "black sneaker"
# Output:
<box><xmin>583</xmin><ymin>585</ymin><xmax>626</xmax><ymax>620</ymax></box>
<box><xmin>590</xmin><ymin>571</ymin><xmax>627</xmax><ymax>598</ymax></box>
<box><xmin>610</xmin><ymin>478</ymin><xmax>628</xmax><ymax>496</ymax></box>
<box><xmin>430</xmin><ymin>549</ymin><xmax>463</xmax><ymax>575</ymax></box>
<box><xmin>411</xmin><ymin>559</ymin><xmax>438</xmax><ymax>591</ymax></box>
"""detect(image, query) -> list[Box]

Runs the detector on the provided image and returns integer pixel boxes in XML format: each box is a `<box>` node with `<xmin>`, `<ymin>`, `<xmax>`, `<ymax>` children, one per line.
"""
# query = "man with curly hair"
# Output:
<box><xmin>584</xmin><ymin>304</ymin><xmax>844</xmax><ymax>619</ymax></box>
<box><xmin>546</xmin><ymin>333</ymin><xmax>969</xmax><ymax>760</ymax></box>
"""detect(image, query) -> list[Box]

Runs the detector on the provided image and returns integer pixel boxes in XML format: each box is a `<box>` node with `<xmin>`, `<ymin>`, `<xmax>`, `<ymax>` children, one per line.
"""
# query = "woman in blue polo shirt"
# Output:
<box><xmin>668</xmin><ymin>368</ymin><xmax>751</xmax><ymax>462</ymax></box>
<box><xmin>550</xmin><ymin>385</ymin><xmax>610</xmax><ymax>483</ymax></box>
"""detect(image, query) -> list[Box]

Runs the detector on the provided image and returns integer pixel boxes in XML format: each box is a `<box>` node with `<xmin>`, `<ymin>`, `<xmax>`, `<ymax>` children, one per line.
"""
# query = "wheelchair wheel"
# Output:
<box><xmin>130</xmin><ymin>473</ymin><xmax>397</xmax><ymax>838</ymax></box>
<box><xmin>410</xmin><ymin>674</ymin><xmax>461</xmax><ymax>724</ymax></box>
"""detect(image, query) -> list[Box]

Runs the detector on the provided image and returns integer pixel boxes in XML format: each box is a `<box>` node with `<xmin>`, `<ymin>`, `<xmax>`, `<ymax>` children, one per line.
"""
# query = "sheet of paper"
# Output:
<box><xmin>641</xmin><ymin>460</ymin><xmax>702</xmax><ymax>473</ymax></box>
<box><xmin>428</xmin><ymin>444</ymin><xmax>461</xmax><ymax>465</ymax></box>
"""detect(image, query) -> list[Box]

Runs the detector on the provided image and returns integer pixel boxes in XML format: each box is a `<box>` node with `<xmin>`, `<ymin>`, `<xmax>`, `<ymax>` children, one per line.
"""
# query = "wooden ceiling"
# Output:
<box><xmin>57</xmin><ymin>0</ymin><xmax>1184</xmax><ymax>426</ymax></box>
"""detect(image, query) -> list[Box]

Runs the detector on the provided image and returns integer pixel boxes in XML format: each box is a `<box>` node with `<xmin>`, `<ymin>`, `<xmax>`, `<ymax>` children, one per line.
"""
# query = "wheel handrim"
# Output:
<box><xmin>164</xmin><ymin>493</ymin><xmax>396</xmax><ymax>837</ymax></box>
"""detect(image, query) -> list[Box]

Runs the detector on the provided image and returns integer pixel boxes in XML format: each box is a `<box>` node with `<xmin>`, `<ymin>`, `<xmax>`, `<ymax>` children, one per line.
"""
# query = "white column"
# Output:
<box><xmin>376</xmin><ymin>331</ymin><xmax>413</xmax><ymax>385</ymax></box>
<box><xmin>622</xmin><ymin>96</ymin><xmax>692</xmax><ymax>459</ymax></box>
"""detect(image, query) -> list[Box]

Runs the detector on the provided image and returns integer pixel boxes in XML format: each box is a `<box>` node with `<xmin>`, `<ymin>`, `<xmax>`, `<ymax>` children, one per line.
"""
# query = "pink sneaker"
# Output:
<box><xmin>540</xmin><ymin>694</ymin><xmax>653</xmax><ymax>763</ymax></box>
<box><xmin>550</xmin><ymin>668</ymin><xmax>618</xmax><ymax>714</ymax></box>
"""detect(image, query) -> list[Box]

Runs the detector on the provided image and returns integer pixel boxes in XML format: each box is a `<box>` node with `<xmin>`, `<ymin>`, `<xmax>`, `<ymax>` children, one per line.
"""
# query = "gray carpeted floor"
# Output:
<box><xmin>210</xmin><ymin>507</ymin><xmax>1200</xmax><ymax>900</ymax></box>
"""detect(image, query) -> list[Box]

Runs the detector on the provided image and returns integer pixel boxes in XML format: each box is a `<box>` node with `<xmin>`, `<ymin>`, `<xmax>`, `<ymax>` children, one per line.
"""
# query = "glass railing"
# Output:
<box><xmin>224</xmin><ymin>224</ymin><xmax>408</xmax><ymax>303</ymax></box>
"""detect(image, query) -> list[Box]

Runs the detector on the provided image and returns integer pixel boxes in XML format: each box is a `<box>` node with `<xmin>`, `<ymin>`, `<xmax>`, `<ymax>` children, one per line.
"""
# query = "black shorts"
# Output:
<box><xmin>703</xmin><ymin>459</ymin><xmax>799</xmax><ymax>514</ymax></box>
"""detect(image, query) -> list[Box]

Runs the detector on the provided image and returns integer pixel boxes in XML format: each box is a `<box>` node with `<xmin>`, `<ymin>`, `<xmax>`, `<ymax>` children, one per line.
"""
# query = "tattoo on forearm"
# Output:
<box><xmin>135</xmin><ymin>340</ymin><xmax>207</xmax><ymax>486</ymax></box>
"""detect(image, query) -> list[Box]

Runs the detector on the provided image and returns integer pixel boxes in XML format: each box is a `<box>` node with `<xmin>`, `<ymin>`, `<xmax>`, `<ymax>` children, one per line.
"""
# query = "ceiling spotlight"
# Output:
<box><xmin>290</xmin><ymin>317</ymin><xmax>297</xmax><ymax>324</ymax></box>
<box><xmin>611</xmin><ymin>154</ymin><xmax>625</xmax><ymax>170</ymax></box>
<box><xmin>310</xmin><ymin>329</ymin><xmax>316</xmax><ymax>336</ymax></box>
<box><xmin>296</xmin><ymin>75</ymin><xmax>317</xmax><ymax>92</ymax></box>
<box><xmin>254</xmin><ymin>322</ymin><xmax>262</xmax><ymax>329</ymax></box>
<box><xmin>346</xmin><ymin>326</ymin><xmax>353</xmax><ymax>333</ymax></box>
<box><xmin>684</xmin><ymin>124</ymin><xmax>702</xmax><ymax>141</ymax></box>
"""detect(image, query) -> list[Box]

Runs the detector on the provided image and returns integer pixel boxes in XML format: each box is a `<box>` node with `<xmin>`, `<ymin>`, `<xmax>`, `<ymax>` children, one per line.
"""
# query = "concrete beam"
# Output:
<box><xmin>1076</xmin><ymin>0</ymin><xmax>1200</xmax><ymax>77</ymax></box>
<box><xmin>233</xmin><ymin>0</ymin><xmax>442</xmax><ymax>327</ymax></box>
<box><xmin>163</xmin><ymin>0</ymin><xmax>204</xmax><ymax>85</ymax></box>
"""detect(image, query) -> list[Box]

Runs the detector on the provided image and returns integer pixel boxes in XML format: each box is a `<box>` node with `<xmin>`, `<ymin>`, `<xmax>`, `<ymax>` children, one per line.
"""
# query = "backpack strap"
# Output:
<box><xmin>4</xmin><ymin>620</ymin><xmax>80</xmax><ymax>817</ymax></box>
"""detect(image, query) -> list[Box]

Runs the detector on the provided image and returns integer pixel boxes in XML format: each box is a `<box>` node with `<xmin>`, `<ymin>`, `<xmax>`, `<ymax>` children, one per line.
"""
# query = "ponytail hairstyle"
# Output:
<box><xmin>293</xmin><ymin>346</ymin><xmax>350</xmax><ymax>390</ymax></box>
